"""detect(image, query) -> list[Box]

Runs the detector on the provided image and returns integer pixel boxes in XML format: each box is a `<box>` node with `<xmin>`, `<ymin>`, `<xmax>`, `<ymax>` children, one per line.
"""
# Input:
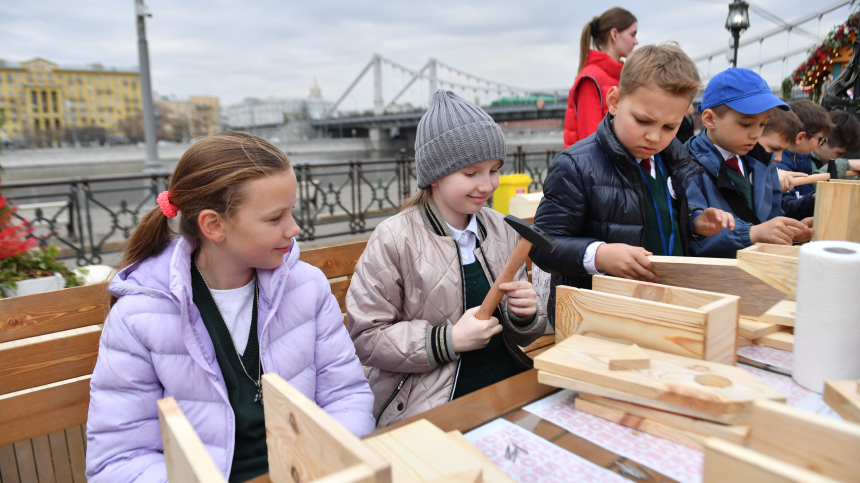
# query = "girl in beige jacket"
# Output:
<box><xmin>346</xmin><ymin>90</ymin><xmax>548</xmax><ymax>428</ymax></box>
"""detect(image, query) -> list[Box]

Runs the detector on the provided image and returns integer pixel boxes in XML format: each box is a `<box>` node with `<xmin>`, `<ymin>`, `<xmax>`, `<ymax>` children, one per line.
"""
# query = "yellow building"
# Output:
<box><xmin>155</xmin><ymin>94</ymin><xmax>220</xmax><ymax>141</ymax></box>
<box><xmin>0</xmin><ymin>57</ymin><xmax>141</xmax><ymax>147</ymax></box>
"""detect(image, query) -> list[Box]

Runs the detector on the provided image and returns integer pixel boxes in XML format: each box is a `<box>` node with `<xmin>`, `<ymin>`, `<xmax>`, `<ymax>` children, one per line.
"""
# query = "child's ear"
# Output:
<box><xmin>607</xmin><ymin>86</ymin><xmax>620</xmax><ymax>115</ymax></box>
<box><xmin>701</xmin><ymin>109</ymin><xmax>717</xmax><ymax>129</ymax></box>
<box><xmin>198</xmin><ymin>210</ymin><xmax>227</xmax><ymax>244</ymax></box>
<box><xmin>795</xmin><ymin>131</ymin><xmax>807</xmax><ymax>146</ymax></box>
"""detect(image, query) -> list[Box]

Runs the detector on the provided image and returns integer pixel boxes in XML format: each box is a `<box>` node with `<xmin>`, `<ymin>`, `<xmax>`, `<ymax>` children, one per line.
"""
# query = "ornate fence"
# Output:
<box><xmin>2</xmin><ymin>147</ymin><xmax>558</xmax><ymax>265</ymax></box>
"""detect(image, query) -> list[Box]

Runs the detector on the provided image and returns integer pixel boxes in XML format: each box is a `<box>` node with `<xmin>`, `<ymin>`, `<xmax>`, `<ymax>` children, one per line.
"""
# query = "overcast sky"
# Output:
<box><xmin>1</xmin><ymin>0</ymin><xmax>854</xmax><ymax>111</ymax></box>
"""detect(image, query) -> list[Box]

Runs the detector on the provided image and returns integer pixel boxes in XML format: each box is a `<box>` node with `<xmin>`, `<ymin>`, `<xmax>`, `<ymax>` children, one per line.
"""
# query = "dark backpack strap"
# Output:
<box><xmin>703</xmin><ymin>163</ymin><xmax>762</xmax><ymax>225</ymax></box>
<box><xmin>828</xmin><ymin>159</ymin><xmax>840</xmax><ymax>179</ymax></box>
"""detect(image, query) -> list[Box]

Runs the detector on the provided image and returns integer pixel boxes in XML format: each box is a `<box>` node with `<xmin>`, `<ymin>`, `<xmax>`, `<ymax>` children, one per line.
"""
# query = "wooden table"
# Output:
<box><xmin>249</xmin><ymin>369</ymin><xmax>681</xmax><ymax>482</ymax></box>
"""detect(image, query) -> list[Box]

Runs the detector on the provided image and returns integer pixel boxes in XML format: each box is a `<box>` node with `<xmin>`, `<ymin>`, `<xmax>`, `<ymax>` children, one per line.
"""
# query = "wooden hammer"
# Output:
<box><xmin>476</xmin><ymin>215</ymin><xmax>558</xmax><ymax>320</ymax></box>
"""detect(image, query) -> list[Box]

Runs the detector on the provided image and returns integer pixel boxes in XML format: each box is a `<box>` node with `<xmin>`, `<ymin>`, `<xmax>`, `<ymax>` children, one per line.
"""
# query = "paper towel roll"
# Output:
<box><xmin>793</xmin><ymin>240</ymin><xmax>860</xmax><ymax>393</ymax></box>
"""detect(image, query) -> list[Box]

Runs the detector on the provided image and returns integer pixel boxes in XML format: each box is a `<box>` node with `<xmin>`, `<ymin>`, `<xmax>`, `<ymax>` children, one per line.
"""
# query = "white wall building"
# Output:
<box><xmin>225</xmin><ymin>79</ymin><xmax>332</xmax><ymax>129</ymax></box>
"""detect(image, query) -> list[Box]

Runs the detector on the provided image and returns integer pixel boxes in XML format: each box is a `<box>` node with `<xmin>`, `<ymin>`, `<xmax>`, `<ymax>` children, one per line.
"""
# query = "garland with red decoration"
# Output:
<box><xmin>789</xmin><ymin>11</ymin><xmax>859</xmax><ymax>95</ymax></box>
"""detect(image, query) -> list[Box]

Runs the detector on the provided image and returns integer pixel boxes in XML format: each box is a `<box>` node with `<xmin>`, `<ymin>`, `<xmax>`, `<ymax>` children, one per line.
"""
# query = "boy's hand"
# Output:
<box><xmin>849</xmin><ymin>159</ymin><xmax>860</xmax><ymax>171</ymax></box>
<box><xmin>693</xmin><ymin>208</ymin><xmax>735</xmax><ymax>236</ymax></box>
<box><xmin>777</xmin><ymin>170</ymin><xmax>808</xmax><ymax>191</ymax></box>
<box><xmin>452</xmin><ymin>306</ymin><xmax>501</xmax><ymax>353</ymax></box>
<box><xmin>794</xmin><ymin>217</ymin><xmax>815</xmax><ymax>243</ymax></box>
<box><xmin>498</xmin><ymin>281</ymin><xmax>537</xmax><ymax>318</ymax></box>
<box><xmin>749</xmin><ymin>216</ymin><xmax>809</xmax><ymax>245</ymax></box>
<box><xmin>595</xmin><ymin>244</ymin><xmax>658</xmax><ymax>282</ymax></box>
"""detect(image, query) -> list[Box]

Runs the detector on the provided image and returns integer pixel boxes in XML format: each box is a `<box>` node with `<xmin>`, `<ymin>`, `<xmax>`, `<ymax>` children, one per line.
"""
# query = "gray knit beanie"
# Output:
<box><xmin>415</xmin><ymin>90</ymin><xmax>506</xmax><ymax>188</ymax></box>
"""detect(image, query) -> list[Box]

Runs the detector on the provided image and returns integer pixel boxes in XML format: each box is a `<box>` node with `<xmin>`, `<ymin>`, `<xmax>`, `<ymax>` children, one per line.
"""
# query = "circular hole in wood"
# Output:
<box><xmin>291</xmin><ymin>466</ymin><xmax>300</xmax><ymax>483</ymax></box>
<box><xmin>290</xmin><ymin>413</ymin><xmax>298</xmax><ymax>433</ymax></box>
<box><xmin>695</xmin><ymin>374</ymin><xmax>732</xmax><ymax>387</ymax></box>
<box><xmin>688</xmin><ymin>365</ymin><xmax>710</xmax><ymax>372</ymax></box>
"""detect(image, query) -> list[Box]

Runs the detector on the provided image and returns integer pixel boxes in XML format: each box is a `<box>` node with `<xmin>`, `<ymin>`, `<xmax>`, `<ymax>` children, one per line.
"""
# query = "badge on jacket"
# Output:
<box><xmin>667</xmin><ymin>177</ymin><xmax>677</xmax><ymax>199</ymax></box>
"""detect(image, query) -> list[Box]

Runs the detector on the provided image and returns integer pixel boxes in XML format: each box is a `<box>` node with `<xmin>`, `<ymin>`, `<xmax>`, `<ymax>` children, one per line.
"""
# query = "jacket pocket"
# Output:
<box><xmin>375</xmin><ymin>373</ymin><xmax>411</xmax><ymax>425</ymax></box>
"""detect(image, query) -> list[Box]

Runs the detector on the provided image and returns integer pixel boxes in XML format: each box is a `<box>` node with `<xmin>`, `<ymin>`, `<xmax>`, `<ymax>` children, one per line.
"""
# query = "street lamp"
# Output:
<box><xmin>726</xmin><ymin>0</ymin><xmax>750</xmax><ymax>68</ymax></box>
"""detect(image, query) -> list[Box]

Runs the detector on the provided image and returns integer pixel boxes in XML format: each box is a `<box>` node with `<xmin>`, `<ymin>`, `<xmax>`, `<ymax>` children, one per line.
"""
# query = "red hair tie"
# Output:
<box><xmin>156</xmin><ymin>191</ymin><xmax>178</xmax><ymax>218</ymax></box>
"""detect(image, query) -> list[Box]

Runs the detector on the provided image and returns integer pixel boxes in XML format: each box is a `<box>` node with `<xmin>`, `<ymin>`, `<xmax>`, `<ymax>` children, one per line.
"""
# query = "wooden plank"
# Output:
<box><xmin>704</xmin><ymin>437</ymin><xmax>841</xmax><ymax>483</ymax></box>
<box><xmin>520</xmin><ymin>334</ymin><xmax>554</xmax><ymax>355</ymax></box>
<box><xmin>737</xmin><ymin>244</ymin><xmax>799</xmax><ymax>298</ymax></box>
<box><xmin>64</xmin><ymin>425</ymin><xmax>86</xmax><ymax>483</ymax></box>
<box><xmin>738</xmin><ymin>336</ymin><xmax>753</xmax><ymax>346</ymax></box>
<box><xmin>648</xmin><ymin>256</ymin><xmax>792</xmax><ymax>317</ymax></box>
<box><xmin>609</xmin><ymin>344</ymin><xmax>650</xmax><ymax>371</ymax></box>
<box><xmin>261</xmin><ymin>373</ymin><xmax>390</xmax><ymax>483</ymax></box>
<box><xmin>364</xmin><ymin>419</ymin><xmax>511</xmax><ymax>483</ymax></box>
<box><xmin>554</xmin><ymin>285</ymin><xmax>737</xmax><ymax>363</ymax></box>
<box><xmin>591</xmin><ymin>274</ymin><xmax>726</xmax><ymax>308</ymax></box>
<box><xmin>812</xmin><ymin>178</ymin><xmax>860</xmax><ymax>243</ymax></box>
<box><xmin>701</xmin><ymin>296</ymin><xmax>740</xmax><ymax>365</ymax></box>
<box><xmin>537</xmin><ymin>371</ymin><xmax>750</xmax><ymax>425</ymax></box>
<box><xmin>310</xmin><ymin>464</ymin><xmax>376</xmax><ymax>483</ymax></box>
<box><xmin>534</xmin><ymin>336</ymin><xmax>784</xmax><ymax>418</ymax></box>
<box><xmin>444</xmin><ymin>431</ymin><xmax>516</xmax><ymax>483</ymax></box>
<box><xmin>0</xmin><ymin>378</ymin><xmax>91</xmax><ymax>447</ymax></box>
<box><xmin>300</xmin><ymin>241</ymin><xmax>367</xmax><ymax>279</ymax></box>
<box><xmin>578</xmin><ymin>394</ymin><xmax>750</xmax><ymax>445</ymax></box>
<box><xmin>0</xmin><ymin>443</ymin><xmax>21</xmax><ymax>483</ymax></box>
<box><xmin>750</xmin><ymin>399</ymin><xmax>860</xmax><ymax>482</ymax></box>
<box><xmin>329</xmin><ymin>279</ymin><xmax>351</xmax><ymax>314</ymax></box>
<box><xmin>574</xmin><ymin>396</ymin><xmax>708</xmax><ymax>450</ymax></box>
<box><xmin>47</xmin><ymin>430</ymin><xmax>73</xmax><ymax>483</ymax></box>
<box><xmin>823</xmin><ymin>380</ymin><xmax>860</xmax><ymax>423</ymax></box>
<box><xmin>754</xmin><ymin>331</ymin><xmax>793</xmax><ymax>352</ymax></box>
<box><xmin>739</xmin><ymin>319</ymin><xmax>781</xmax><ymax>339</ymax></box>
<box><xmin>0</xmin><ymin>283</ymin><xmax>109</xmax><ymax>343</ymax></box>
<box><xmin>12</xmin><ymin>441</ymin><xmax>37</xmax><ymax>483</ymax></box>
<box><xmin>749</xmin><ymin>300</ymin><xmax>796</xmax><ymax>327</ymax></box>
<box><xmin>0</xmin><ymin>327</ymin><xmax>101</xmax><ymax>396</ymax></box>
<box><xmin>31</xmin><ymin>434</ymin><xmax>56</xmax><ymax>483</ymax></box>
<box><xmin>157</xmin><ymin>397</ymin><xmax>227</xmax><ymax>483</ymax></box>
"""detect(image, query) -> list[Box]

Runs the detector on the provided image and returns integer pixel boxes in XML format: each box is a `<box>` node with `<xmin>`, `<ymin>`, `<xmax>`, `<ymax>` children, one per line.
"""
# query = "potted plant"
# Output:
<box><xmin>0</xmin><ymin>189</ymin><xmax>84</xmax><ymax>297</ymax></box>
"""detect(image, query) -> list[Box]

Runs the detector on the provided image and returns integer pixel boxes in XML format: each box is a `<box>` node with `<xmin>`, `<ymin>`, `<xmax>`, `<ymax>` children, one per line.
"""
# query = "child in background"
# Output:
<box><xmin>347</xmin><ymin>90</ymin><xmax>547</xmax><ymax>429</ymax></box>
<box><xmin>757</xmin><ymin>107</ymin><xmax>808</xmax><ymax>191</ymax></box>
<box><xmin>86</xmin><ymin>133</ymin><xmax>374</xmax><ymax>483</ymax></box>
<box><xmin>529</xmin><ymin>43</ymin><xmax>734</xmax><ymax>324</ymax></box>
<box><xmin>811</xmin><ymin>109</ymin><xmax>860</xmax><ymax>180</ymax></box>
<box><xmin>685</xmin><ymin>68</ymin><xmax>812</xmax><ymax>258</ymax></box>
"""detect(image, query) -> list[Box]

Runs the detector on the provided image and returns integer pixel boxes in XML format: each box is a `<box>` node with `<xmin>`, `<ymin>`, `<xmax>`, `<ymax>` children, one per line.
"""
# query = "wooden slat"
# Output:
<box><xmin>0</xmin><ymin>283</ymin><xmax>109</xmax><ymax>343</ymax></box>
<box><xmin>32</xmin><ymin>434</ymin><xmax>56</xmax><ymax>483</ymax></box>
<box><xmin>736</xmin><ymin>244</ymin><xmax>798</xmax><ymax>299</ymax></box>
<box><xmin>47</xmin><ymin>430</ymin><xmax>73</xmax><ymax>483</ymax></box>
<box><xmin>812</xmin><ymin>178</ymin><xmax>860</xmax><ymax>243</ymax></box>
<box><xmin>300</xmin><ymin>241</ymin><xmax>367</xmax><ymax>279</ymax></box>
<box><xmin>330</xmin><ymin>279</ymin><xmax>351</xmax><ymax>314</ymax></box>
<box><xmin>754</xmin><ymin>331</ymin><xmax>793</xmax><ymax>352</ymax></box>
<box><xmin>0</xmin><ymin>443</ymin><xmax>22</xmax><ymax>483</ymax></box>
<box><xmin>157</xmin><ymin>398</ymin><xmax>227</xmax><ymax>483</ymax></box>
<box><xmin>12</xmin><ymin>441</ymin><xmax>37</xmax><ymax>483</ymax></box>
<box><xmin>739</xmin><ymin>319</ymin><xmax>780</xmax><ymax>339</ymax></box>
<box><xmin>0</xmin><ymin>328</ymin><xmax>101</xmax><ymax>396</ymax></box>
<box><xmin>64</xmin><ymin>425</ymin><xmax>86</xmax><ymax>483</ymax></box>
<box><xmin>0</xmin><ymin>378</ymin><xmax>91</xmax><ymax>447</ymax></box>
<box><xmin>823</xmin><ymin>380</ymin><xmax>860</xmax><ymax>423</ymax></box>
<box><xmin>704</xmin><ymin>438</ymin><xmax>840</xmax><ymax>483</ymax></box>
<box><xmin>521</xmin><ymin>334</ymin><xmax>554</xmax><ymax>354</ymax></box>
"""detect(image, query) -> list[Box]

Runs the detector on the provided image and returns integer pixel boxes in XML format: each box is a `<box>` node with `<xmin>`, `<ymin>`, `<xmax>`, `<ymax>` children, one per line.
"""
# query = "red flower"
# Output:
<box><xmin>0</xmin><ymin>191</ymin><xmax>37</xmax><ymax>260</ymax></box>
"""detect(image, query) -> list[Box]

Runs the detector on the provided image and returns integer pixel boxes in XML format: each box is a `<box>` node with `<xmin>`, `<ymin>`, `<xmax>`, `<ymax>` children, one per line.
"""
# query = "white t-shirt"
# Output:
<box><xmin>210</xmin><ymin>278</ymin><xmax>256</xmax><ymax>356</ymax></box>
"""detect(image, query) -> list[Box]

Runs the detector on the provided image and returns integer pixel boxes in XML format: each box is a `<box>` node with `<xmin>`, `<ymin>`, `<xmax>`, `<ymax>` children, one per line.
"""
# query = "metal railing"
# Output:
<box><xmin>2</xmin><ymin>147</ymin><xmax>558</xmax><ymax>264</ymax></box>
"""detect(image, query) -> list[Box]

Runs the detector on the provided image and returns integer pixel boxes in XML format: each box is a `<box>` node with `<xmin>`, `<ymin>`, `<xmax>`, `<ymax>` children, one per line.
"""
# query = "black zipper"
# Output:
<box><xmin>447</xmin><ymin>237</ymin><xmax>469</xmax><ymax>402</ymax></box>
<box><xmin>376</xmin><ymin>373</ymin><xmax>411</xmax><ymax>423</ymax></box>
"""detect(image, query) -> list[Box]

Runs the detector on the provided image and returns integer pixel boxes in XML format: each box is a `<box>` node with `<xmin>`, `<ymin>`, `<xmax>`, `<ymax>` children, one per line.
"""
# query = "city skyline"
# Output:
<box><xmin>1</xmin><ymin>0</ymin><xmax>854</xmax><ymax>112</ymax></box>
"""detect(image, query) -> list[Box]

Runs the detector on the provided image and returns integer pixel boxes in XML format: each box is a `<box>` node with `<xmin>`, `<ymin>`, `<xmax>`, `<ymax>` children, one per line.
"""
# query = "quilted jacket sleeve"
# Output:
<box><xmin>312</xmin><ymin>273</ymin><xmax>376</xmax><ymax>437</ymax></box>
<box><xmin>86</xmin><ymin>300</ymin><xmax>168</xmax><ymax>483</ymax></box>
<box><xmin>347</xmin><ymin>223</ymin><xmax>452</xmax><ymax>375</ymax></box>
<box><xmin>686</xmin><ymin>174</ymin><xmax>753</xmax><ymax>258</ymax></box>
<box><xmin>529</xmin><ymin>151</ymin><xmax>599</xmax><ymax>279</ymax></box>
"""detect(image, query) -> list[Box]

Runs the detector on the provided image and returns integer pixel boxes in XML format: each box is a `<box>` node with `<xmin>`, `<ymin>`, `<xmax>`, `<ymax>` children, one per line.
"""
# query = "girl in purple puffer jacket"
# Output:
<box><xmin>85</xmin><ymin>132</ymin><xmax>374</xmax><ymax>483</ymax></box>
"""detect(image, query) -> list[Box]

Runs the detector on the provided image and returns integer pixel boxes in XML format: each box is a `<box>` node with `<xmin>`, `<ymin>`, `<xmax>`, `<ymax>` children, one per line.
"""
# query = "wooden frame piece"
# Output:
<box><xmin>556</xmin><ymin>276</ymin><xmax>739</xmax><ymax>364</ymax></box>
<box><xmin>736</xmin><ymin>243</ymin><xmax>799</xmax><ymax>298</ymax></box>
<box><xmin>0</xmin><ymin>282</ymin><xmax>109</xmax><ymax>343</ymax></box>
<box><xmin>812</xmin><ymin>179</ymin><xmax>860</xmax><ymax>243</ymax></box>
<box><xmin>739</xmin><ymin>318</ymin><xmax>781</xmax><ymax>339</ymax></box>
<box><xmin>262</xmin><ymin>373</ymin><xmax>391</xmax><ymax>483</ymax></box>
<box><xmin>608</xmin><ymin>344</ymin><xmax>650</xmax><ymax>371</ymax></box>
<box><xmin>704</xmin><ymin>437</ymin><xmax>841</xmax><ymax>483</ymax></box>
<box><xmin>753</xmin><ymin>330</ymin><xmax>794</xmax><ymax>352</ymax></box>
<box><xmin>823</xmin><ymin>380</ymin><xmax>860</xmax><ymax>423</ymax></box>
<box><xmin>534</xmin><ymin>336</ymin><xmax>784</xmax><ymax>422</ymax></box>
<box><xmin>157</xmin><ymin>397</ymin><xmax>227</xmax><ymax>483</ymax></box>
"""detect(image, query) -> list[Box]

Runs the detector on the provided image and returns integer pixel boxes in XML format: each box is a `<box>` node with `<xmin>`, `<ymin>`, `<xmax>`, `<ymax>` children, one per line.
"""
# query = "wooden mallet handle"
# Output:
<box><xmin>475</xmin><ymin>239</ymin><xmax>532</xmax><ymax>320</ymax></box>
<box><xmin>791</xmin><ymin>173</ymin><xmax>830</xmax><ymax>186</ymax></box>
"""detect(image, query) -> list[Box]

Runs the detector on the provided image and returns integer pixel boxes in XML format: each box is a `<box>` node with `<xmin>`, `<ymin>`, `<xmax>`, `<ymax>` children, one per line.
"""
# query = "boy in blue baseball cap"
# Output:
<box><xmin>684</xmin><ymin>68</ymin><xmax>813</xmax><ymax>258</ymax></box>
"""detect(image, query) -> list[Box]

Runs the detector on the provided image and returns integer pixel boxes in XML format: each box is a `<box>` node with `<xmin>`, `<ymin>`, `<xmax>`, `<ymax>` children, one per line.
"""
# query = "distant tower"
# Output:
<box><xmin>309</xmin><ymin>77</ymin><xmax>322</xmax><ymax>99</ymax></box>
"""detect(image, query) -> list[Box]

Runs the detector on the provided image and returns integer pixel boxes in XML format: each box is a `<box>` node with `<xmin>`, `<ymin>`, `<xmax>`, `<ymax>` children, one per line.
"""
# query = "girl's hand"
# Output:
<box><xmin>498</xmin><ymin>281</ymin><xmax>537</xmax><ymax>318</ymax></box>
<box><xmin>452</xmin><ymin>306</ymin><xmax>501</xmax><ymax>353</ymax></box>
<box><xmin>693</xmin><ymin>207</ymin><xmax>735</xmax><ymax>236</ymax></box>
<box><xmin>595</xmin><ymin>244</ymin><xmax>657</xmax><ymax>282</ymax></box>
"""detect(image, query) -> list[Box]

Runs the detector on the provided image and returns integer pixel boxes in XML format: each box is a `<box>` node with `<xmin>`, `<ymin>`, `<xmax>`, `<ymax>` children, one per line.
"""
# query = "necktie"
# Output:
<box><xmin>639</xmin><ymin>157</ymin><xmax>652</xmax><ymax>175</ymax></box>
<box><xmin>726</xmin><ymin>156</ymin><xmax>743</xmax><ymax>176</ymax></box>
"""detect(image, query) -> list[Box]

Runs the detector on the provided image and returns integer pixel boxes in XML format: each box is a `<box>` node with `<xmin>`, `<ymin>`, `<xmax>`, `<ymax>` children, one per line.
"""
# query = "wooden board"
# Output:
<box><xmin>0</xmin><ymin>283</ymin><xmax>109</xmax><ymax>343</ymax></box>
<box><xmin>754</xmin><ymin>331</ymin><xmax>794</xmax><ymax>352</ymax></box>
<box><xmin>261</xmin><ymin>373</ymin><xmax>391</xmax><ymax>483</ymax></box>
<box><xmin>736</xmin><ymin>244</ymin><xmax>799</xmax><ymax>299</ymax></box>
<box><xmin>0</xmin><ymin>377</ymin><xmax>91</xmax><ymax>447</ymax></box>
<box><xmin>648</xmin><ymin>256</ymin><xmax>792</xmax><ymax>317</ymax></box>
<box><xmin>703</xmin><ymin>437</ymin><xmax>841</xmax><ymax>483</ymax></box>
<box><xmin>812</xmin><ymin>179</ymin><xmax>860</xmax><ymax>243</ymax></box>
<box><xmin>749</xmin><ymin>300</ymin><xmax>796</xmax><ymax>327</ymax></box>
<box><xmin>364</xmin><ymin>419</ymin><xmax>513</xmax><ymax>483</ymax></box>
<box><xmin>445</xmin><ymin>431</ymin><xmax>516</xmax><ymax>483</ymax></box>
<box><xmin>555</xmin><ymin>283</ymin><xmax>738</xmax><ymax>365</ymax></box>
<box><xmin>750</xmin><ymin>399</ymin><xmax>860</xmax><ymax>482</ymax></box>
<box><xmin>608</xmin><ymin>344</ymin><xmax>650</xmax><ymax>371</ymax></box>
<box><xmin>578</xmin><ymin>394</ymin><xmax>750</xmax><ymax>446</ymax></box>
<box><xmin>823</xmin><ymin>380</ymin><xmax>860</xmax><ymax>423</ymax></box>
<box><xmin>739</xmin><ymin>319</ymin><xmax>781</xmax><ymax>339</ymax></box>
<box><xmin>300</xmin><ymin>241</ymin><xmax>367</xmax><ymax>279</ymax></box>
<box><xmin>534</xmin><ymin>335</ymin><xmax>784</xmax><ymax>418</ymax></box>
<box><xmin>157</xmin><ymin>397</ymin><xmax>227</xmax><ymax>483</ymax></box>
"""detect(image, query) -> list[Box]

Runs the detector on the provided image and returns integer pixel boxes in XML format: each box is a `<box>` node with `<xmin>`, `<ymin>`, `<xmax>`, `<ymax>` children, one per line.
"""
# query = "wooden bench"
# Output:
<box><xmin>0</xmin><ymin>239</ymin><xmax>548</xmax><ymax>482</ymax></box>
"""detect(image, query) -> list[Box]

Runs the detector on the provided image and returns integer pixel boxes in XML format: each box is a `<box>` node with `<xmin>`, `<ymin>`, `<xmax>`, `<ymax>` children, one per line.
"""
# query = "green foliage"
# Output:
<box><xmin>0</xmin><ymin>245</ymin><xmax>86</xmax><ymax>297</ymax></box>
<box><xmin>782</xmin><ymin>77</ymin><xmax>794</xmax><ymax>101</ymax></box>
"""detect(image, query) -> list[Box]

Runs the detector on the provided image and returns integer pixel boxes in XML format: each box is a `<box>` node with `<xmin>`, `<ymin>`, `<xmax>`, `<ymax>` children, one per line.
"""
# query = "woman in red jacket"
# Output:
<box><xmin>563</xmin><ymin>7</ymin><xmax>638</xmax><ymax>148</ymax></box>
